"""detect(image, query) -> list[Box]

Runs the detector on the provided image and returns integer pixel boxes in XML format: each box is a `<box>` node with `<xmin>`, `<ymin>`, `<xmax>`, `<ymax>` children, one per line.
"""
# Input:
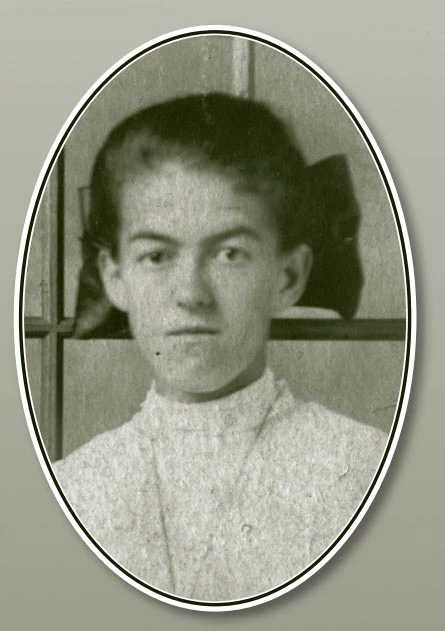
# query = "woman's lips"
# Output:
<box><xmin>165</xmin><ymin>328</ymin><xmax>220</xmax><ymax>346</ymax></box>
<box><xmin>167</xmin><ymin>327</ymin><xmax>219</xmax><ymax>336</ymax></box>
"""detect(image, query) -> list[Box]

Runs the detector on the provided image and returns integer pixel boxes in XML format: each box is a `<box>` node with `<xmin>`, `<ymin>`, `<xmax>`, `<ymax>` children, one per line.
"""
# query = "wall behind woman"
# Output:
<box><xmin>24</xmin><ymin>35</ymin><xmax>406</xmax><ymax>457</ymax></box>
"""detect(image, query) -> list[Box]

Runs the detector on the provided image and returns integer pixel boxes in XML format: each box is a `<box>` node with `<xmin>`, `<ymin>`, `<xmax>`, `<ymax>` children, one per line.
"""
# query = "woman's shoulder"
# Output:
<box><xmin>51</xmin><ymin>408</ymin><xmax>159</xmax><ymax>546</ymax></box>
<box><xmin>273</xmin><ymin>377</ymin><xmax>387</xmax><ymax>437</ymax></box>
<box><xmin>266</xmin><ymin>380</ymin><xmax>388</xmax><ymax>483</ymax></box>
<box><xmin>52</xmin><ymin>408</ymin><xmax>151</xmax><ymax>503</ymax></box>
<box><xmin>296</xmin><ymin>400</ymin><xmax>387</xmax><ymax>452</ymax></box>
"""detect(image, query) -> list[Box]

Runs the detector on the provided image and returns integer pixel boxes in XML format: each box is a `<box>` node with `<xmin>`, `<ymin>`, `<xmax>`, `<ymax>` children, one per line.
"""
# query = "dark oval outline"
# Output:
<box><xmin>15</xmin><ymin>25</ymin><xmax>415</xmax><ymax>611</ymax></box>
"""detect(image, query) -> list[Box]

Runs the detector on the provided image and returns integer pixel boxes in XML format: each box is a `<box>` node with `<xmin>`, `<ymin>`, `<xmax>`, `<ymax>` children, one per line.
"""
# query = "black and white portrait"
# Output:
<box><xmin>18</xmin><ymin>27</ymin><xmax>414</xmax><ymax>610</ymax></box>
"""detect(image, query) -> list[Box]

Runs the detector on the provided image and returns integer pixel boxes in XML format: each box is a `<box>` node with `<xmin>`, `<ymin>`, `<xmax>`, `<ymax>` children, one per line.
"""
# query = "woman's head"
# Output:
<box><xmin>75</xmin><ymin>92</ymin><xmax>362</xmax><ymax>400</ymax></box>
<box><xmin>86</xmin><ymin>94</ymin><xmax>316</xmax><ymax>400</ymax></box>
<box><xmin>88</xmin><ymin>93</ymin><xmax>316</xmax><ymax>258</ymax></box>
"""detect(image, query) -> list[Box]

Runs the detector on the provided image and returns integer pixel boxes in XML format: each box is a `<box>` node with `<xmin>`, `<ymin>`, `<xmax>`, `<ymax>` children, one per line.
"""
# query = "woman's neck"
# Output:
<box><xmin>154</xmin><ymin>356</ymin><xmax>267</xmax><ymax>404</ymax></box>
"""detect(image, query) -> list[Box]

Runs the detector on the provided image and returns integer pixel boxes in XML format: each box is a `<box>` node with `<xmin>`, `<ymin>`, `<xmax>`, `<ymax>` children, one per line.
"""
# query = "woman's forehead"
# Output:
<box><xmin>118</xmin><ymin>161</ymin><xmax>278</xmax><ymax>242</ymax></box>
<box><xmin>120</xmin><ymin>160</ymin><xmax>240</xmax><ymax>202</ymax></box>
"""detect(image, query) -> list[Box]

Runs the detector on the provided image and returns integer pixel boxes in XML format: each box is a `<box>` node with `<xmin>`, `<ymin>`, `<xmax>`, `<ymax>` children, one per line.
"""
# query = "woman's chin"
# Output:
<box><xmin>154</xmin><ymin>374</ymin><xmax>231</xmax><ymax>402</ymax></box>
<box><xmin>147</xmin><ymin>348</ymin><xmax>265</xmax><ymax>402</ymax></box>
<box><xmin>153</xmin><ymin>362</ymin><xmax>266</xmax><ymax>403</ymax></box>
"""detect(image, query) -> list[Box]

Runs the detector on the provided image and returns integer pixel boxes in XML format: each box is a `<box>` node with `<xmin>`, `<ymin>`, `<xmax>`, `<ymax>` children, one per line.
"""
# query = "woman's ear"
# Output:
<box><xmin>98</xmin><ymin>249</ymin><xmax>129</xmax><ymax>312</ymax></box>
<box><xmin>272</xmin><ymin>243</ymin><xmax>313</xmax><ymax>316</ymax></box>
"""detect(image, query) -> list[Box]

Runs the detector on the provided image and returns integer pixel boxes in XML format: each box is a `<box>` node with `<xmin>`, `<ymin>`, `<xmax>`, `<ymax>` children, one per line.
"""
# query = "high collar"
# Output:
<box><xmin>140</xmin><ymin>368</ymin><xmax>277</xmax><ymax>436</ymax></box>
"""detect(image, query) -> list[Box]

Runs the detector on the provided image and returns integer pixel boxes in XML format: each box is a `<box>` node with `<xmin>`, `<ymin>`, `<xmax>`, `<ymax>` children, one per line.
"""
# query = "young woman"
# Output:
<box><xmin>54</xmin><ymin>93</ymin><xmax>386</xmax><ymax>601</ymax></box>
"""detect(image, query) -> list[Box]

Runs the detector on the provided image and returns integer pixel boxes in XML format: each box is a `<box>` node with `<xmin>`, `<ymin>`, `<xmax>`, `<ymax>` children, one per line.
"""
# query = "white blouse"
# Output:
<box><xmin>145</xmin><ymin>369</ymin><xmax>276</xmax><ymax>596</ymax></box>
<box><xmin>53</xmin><ymin>370</ymin><xmax>387</xmax><ymax>601</ymax></box>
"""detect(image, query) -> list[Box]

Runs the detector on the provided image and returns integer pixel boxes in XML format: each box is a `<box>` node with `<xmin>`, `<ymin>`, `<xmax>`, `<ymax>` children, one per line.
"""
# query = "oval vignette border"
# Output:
<box><xmin>14</xmin><ymin>25</ymin><xmax>416</xmax><ymax>612</ymax></box>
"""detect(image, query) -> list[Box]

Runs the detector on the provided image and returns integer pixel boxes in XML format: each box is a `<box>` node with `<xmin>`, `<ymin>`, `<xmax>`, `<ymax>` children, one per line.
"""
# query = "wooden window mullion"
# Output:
<box><xmin>37</xmin><ymin>152</ymin><xmax>65</xmax><ymax>461</ymax></box>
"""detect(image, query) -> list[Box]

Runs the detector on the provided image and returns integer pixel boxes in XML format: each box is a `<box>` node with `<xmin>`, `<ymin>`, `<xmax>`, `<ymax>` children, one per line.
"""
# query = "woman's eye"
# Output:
<box><xmin>215</xmin><ymin>247</ymin><xmax>249</xmax><ymax>263</ymax></box>
<box><xmin>137</xmin><ymin>250</ymin><xmax>171</xmax><ymax>265</ymax></box>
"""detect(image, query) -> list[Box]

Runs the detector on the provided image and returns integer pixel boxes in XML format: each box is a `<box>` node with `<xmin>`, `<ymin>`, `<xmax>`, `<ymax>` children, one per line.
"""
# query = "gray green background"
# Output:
<box><xmin>24</xmin><ymin>32</ymin><xmax>406</xmax><ymax>459</ymax></box>
<box><xmin>1</xmin><ymin>1</ymin><xmax>441</xmax><ymax>628</ymax></box>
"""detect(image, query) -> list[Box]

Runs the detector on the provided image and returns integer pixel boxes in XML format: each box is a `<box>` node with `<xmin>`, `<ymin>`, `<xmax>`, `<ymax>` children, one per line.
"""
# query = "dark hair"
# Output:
<box><xmin>74</xmin><ymin>92</ymin><xmax>362</xmax><ymax>338</ymax></box>
<box><xmin>88</xmin><ymin>93</ymin><xmax>314</xmax><ymax>257</ymax></box>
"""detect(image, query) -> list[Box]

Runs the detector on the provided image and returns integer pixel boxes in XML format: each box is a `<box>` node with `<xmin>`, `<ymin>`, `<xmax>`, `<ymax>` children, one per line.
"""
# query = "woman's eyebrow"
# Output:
<box><xmin>128</xmin><ymin>231</ymin><xmax>178</xmax><ymax>245</ymax></box>
<box><xmin>206</xmin><ymin>227</ymin><xmax>262</xmax><ymax>244</ymax></box>
<box><xmin>128</xmin><ymin>227</ymin><xmax>262</xmax><ymax>246</ymax></box>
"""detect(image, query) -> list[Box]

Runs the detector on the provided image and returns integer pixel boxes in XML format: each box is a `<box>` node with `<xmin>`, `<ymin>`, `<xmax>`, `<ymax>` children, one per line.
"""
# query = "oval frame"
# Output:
<box><xmin>14</xmin><ymin>25</ymin><xmax>416</xmax><ymax>612</ymax></box>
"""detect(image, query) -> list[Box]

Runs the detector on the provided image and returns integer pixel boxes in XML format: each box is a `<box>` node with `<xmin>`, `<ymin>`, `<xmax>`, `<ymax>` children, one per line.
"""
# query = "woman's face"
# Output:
<box><xmin>100</xmin><ymin>161</ymin><xmax>309</xmax><ymax>402</ymax></box>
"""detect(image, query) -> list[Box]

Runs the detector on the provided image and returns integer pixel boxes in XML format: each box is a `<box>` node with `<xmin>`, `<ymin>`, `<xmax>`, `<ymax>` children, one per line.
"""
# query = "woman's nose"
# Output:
<box><xmin>174</xmin><ymin>256</ymin><xmax>213</xmax><ymax>309</ymax></box>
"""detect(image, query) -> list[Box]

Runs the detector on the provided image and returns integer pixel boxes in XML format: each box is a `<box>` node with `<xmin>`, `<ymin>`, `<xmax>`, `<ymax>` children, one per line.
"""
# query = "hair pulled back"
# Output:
<box><xmin>75</xmin><ymin>92</ymin><xmax>362</xmax><ymax>337</ymax></box>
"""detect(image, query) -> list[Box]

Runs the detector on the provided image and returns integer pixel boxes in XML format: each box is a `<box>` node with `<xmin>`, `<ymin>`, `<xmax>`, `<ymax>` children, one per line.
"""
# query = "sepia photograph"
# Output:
<box><xmin>17</xmin><ymin>27</ymin><xmax>414</xmax><ymax>609</ymax></box>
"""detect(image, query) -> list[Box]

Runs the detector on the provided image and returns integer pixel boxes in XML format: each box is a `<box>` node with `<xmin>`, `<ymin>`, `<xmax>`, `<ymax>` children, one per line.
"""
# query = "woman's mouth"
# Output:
<box><xmin>167</xmin><ymin>326</ymin><xmax>219</xmax><ymax>336</ymax></box>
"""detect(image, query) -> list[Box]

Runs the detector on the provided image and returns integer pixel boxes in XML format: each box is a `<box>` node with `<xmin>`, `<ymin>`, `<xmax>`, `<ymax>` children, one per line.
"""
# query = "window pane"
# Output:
<box><xmin>25</xmin><ymin>188</ymin><xmax>49</xmax><ymax>316</ymax></box>
<box><xmin>254</xmin><ymin>43</ymin><xmax>406</xmax><ymax>318</ymax></box>
<box><xmin>63</xmin><ymin>340</ymin><xmax>152</xmax><ymax>457</ymax></box>
<box><xmin>64</xmin><ymin>36</ymin><xmax>235</xmax><ymax>316</ymax></box>
<box><xmin>24</xmin><ymin>338</ymin><xmax>42</xmax><ymax>423</ymax></box>
<box><xmin>269</xmin><ymin>340</ymin><xmax>405</xmax><ymax>433</ymax></box>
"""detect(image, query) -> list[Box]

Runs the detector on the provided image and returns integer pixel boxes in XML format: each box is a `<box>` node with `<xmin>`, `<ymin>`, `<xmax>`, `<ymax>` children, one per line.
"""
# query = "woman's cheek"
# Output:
<box><xmin>246</xmin><ymin>269</ymin><xmax>277</xmax><ymax>308</ymax></box>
